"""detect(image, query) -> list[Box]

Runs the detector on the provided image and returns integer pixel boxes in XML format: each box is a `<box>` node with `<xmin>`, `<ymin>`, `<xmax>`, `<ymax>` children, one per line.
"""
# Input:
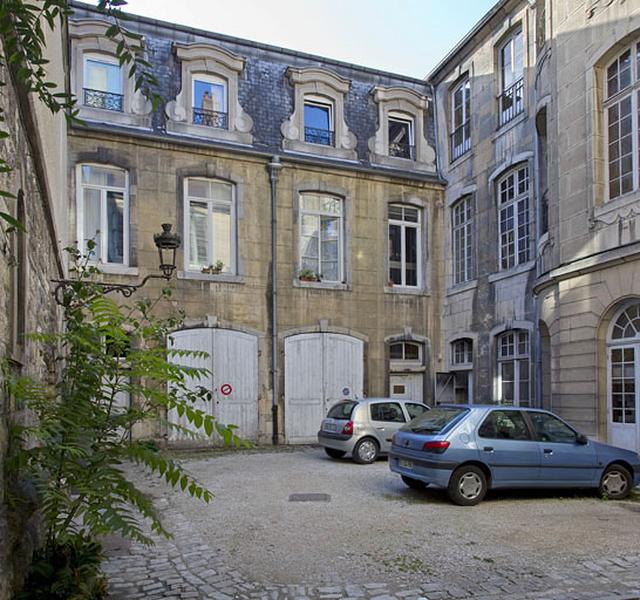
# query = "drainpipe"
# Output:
<box><xmin>267</xmin><ymin>156</ymin><xmax>282</xmax><ymax>445</ymax></box>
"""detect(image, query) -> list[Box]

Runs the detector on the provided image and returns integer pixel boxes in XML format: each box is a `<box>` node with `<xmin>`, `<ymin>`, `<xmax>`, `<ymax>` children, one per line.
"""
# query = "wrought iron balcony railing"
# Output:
<box><xmin>388</xmin><ymin>142</ymin><xmax>416</xmax><ymax>160</ymax></box>
<box><xmin>192</xmin><ymin>107</ymin><xmax>228</xmax><ymax>129</ymax></box>
<box><xmin>83</xmin><ymin>88</ymin><xmax>124</xmax><ymax>112</ymax></box>
<box><xmin>450</xmin><ymin>120</ymin><xmax>471</xmax><ymax>162</ymax></box>
<box><xmin>499</xmin><ymin>77</ymin><xmax>524</xmax><ymax>126</ymax></box>
<box><xmin>304</xmin><ymin>127</ymin><xmax>334</xmax><ymax>146</ymax></box>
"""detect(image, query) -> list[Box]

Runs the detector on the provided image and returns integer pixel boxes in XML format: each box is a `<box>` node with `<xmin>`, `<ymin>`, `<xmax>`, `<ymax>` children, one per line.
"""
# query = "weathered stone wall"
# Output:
<box><xmin>0</xmin><ymin>29</ymin><xmax>66</xmax><ymax>600</ymax></box>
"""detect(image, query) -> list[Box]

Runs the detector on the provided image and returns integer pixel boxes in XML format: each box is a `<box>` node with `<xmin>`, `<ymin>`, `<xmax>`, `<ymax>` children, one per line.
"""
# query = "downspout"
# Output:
<box><xmin>267</xmin><ymin>156</ymin><xmax>282</xmax><ymax>445</ymax></box>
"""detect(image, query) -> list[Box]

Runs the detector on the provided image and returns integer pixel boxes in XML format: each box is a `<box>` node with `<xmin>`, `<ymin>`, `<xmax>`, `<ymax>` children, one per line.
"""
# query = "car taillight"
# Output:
<box><xmin>423</xmin><ymin>440</ymin><xmax>450</xmax><ymax>453</ymax></box>
<box><xmin>342</xmin><ymin>420</ymin><xmax>354</xmax><ymax>436</ymax></box>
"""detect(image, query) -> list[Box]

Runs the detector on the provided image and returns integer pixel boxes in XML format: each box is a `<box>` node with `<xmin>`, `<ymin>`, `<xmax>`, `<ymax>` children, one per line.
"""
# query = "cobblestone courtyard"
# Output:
<box><xmin>103</xmin><ymin>447</ymin><xmax>640</xmax><ymax>600</ymax></box>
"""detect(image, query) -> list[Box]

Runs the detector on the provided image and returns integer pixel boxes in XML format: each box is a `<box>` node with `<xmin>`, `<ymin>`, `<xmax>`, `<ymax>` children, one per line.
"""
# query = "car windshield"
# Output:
<box><xmin>326</xmin><ymin>401</ymin><xmax>357</xmax><ymax>420</ymax></box>
<box><xmin>401</xmin><ymin>407</ymin><xmax>468</xmax><ymax>434</ymax></box>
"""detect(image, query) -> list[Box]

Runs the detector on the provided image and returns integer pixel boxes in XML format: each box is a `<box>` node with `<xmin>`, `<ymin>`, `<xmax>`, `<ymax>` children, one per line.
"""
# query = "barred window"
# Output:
<box><xmin>499</xmin><ymin>30</ymin><xmax>524</xmax><ymax>126</ymax></box>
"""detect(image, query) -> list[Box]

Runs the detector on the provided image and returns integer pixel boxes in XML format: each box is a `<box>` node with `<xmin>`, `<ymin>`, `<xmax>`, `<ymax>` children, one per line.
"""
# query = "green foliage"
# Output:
<box><xmin>0</xmin><ymin>0</ymin><xmax>161</xmax><ymax>233</ymax></box>
<box><xmin>7</xmin><ymin>249</ymin><xmax>249</xmax><ymax>552</ymax></box>
<box><xmin>15</xmin><ymin>535</ymin><xmax>107</xmax><ymax>600</ymax></box>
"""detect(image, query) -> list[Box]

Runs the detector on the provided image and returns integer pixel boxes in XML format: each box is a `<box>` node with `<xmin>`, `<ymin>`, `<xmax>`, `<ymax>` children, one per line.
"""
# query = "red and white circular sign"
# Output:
<box><xmin>220</xmin><ymin>383</ymin><xmax>233</xmax><ymax>396</ymax></box>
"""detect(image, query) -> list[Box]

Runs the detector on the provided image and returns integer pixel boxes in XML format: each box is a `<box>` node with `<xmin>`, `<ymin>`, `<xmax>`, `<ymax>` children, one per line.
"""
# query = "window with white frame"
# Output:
<box><xmin>499</xmin><ymin>30</ymin><xmax>524</xmax><ymax>126</ymax></box>
<box><xmin>390</xmin><ymin>341</ymin><xmax>421</xmax><ymax>362</ymax></box>
<box><xmin>192</xmin><ymin>74</ymin><xmax>228</xmax><ymax>129</ymax></box>
<box><xmin>452</xmin><ymin>196</ymin><xmax>474</xmax><ymax>284</ymax></box>
<box><xmin>497</xmin><ymin>330</ymin><xmax>530</xmax><ymax>406</ymax></box>
<box><xmin>184</xmin><ymin>178</ymin><xmax>236</xmax><ymax>274</ymax></box>
<box><xmin>77</xmin><ymin>164</ymin><xmax>128</xmax><ymax>265</ymax></box>
<box><xmin>388</xmin><ymin>204</ymin><xmax>421</xmax><ymax>288</ymax></box>
<box><xmin>303</xmin><ymin>96</ymin><xmax>334</xmax><ymax>146</ymax></box>
<box><xmin>451</xmin><ymin>78</ymin><xmax>471</xmax><ymax>161</ymax></box>
<box><xmin>83</xmin><ymin>53</ymin><xmax>123</xmax><ymax>112</ymax></box>
<box><xmin>604</xmin><ymin>43</ymin><xmax>640</xmax><ymax>200</ymax></box>
<box><xmin>452</xmin><ymin>338</ymin><xmax>473</xmax><ymax>366</ymax></box>
<box><xmin>388</xmin><ymin>113</ymin><xmax>415</xmax><ymax>160</ymax></box>
<box><xmin>299</xmin><ymin>193</ymin><xmax>344</xmax><ymax>282</ymax></box>
<box><xmin>498</xmin><ymin>165</ymin><xmax>530</xmax><ymax>270</ymax></box>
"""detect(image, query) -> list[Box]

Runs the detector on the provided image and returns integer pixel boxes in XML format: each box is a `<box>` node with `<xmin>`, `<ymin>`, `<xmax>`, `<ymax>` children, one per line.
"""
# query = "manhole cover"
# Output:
<box><xmin>288</xmin><ymin>493</ymin><xmax>331</xmax><ymax>502</ymax></box>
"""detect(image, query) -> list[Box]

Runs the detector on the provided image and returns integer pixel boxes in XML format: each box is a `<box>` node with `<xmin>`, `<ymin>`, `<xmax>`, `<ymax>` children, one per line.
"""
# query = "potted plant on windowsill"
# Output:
<box><xmin>201</xmin><ymin>260</ymin><xmax>225</xmax><ymax>275</ymax></box>
<box><xmin>299</xmin><ymin>268</ymin><xmax>321</xmax><ymax>282</ymax></box>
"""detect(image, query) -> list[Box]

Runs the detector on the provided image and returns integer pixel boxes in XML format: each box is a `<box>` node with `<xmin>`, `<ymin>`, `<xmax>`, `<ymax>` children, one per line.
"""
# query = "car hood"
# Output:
<box><xmin>590</xmin><ymin>439</ymin><xmax>640</xmax><ymax>463</ymax></box>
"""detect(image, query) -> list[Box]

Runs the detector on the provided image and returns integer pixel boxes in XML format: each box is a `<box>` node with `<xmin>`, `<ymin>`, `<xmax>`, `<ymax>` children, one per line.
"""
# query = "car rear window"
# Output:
<box><xmin>327</xmin><ymin>401</ymin><xmax>357</xmax><ymax>420</ymax></box>
<box><xmin>401</xmin><ymin>407</ymin><xmax>468</xmax><ymax>434</ymax></box>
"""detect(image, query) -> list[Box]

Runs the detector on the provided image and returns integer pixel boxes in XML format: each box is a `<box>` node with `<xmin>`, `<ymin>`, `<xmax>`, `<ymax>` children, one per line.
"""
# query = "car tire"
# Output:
<box><xmin>401</xmin><ymin>475</ymin><xmax>427</xmax><ymax>490</ymax></box>
<box><xmin>448</xmin><ymin>465</ymin><xmax>487</xmax><ymax>506</ymax></box>
<box><xmin>352</xmin><ymin>438</ymin><xmax>379</xmax><ymax>464</ymax></box>
<box><xmin>324</xmin><ymin>448</ymin><xmax>346</xmax><ymax>459</ymax></box>
<box><xmin>599</xmin><ymin>464</ymin><xmax>632</xmax><ymax>500</ymax></box>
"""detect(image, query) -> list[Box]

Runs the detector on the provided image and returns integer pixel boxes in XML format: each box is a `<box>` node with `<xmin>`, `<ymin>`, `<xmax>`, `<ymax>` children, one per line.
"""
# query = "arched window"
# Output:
<box><xmin>390</xmin><ymin>341</ymin><xmax>422</xmax><ymax>362</ymax></box>
<box><xmin>604</xmin><ymin>42</ymin><xmax>640</xmax><ymax>200</ymax></box>
<box><xmin>77</xmin><ymin>164</ymin><xmax>128</xmax><ymax>265</ymax></box>
<box><xmin>497</xmin><ymin>330</ymin><xmax>530</xmax><ymax>406</ymax></box>
<box><xmin>184</xmin><ymin>178</ymin><xmax>236</xmax><ymax>275</ymax></box>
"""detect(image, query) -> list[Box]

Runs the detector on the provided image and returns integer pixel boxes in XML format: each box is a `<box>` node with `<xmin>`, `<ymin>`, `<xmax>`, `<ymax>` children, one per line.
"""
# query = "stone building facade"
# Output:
<box><xmin>67</xmin><ymin>4</ymin><xmax>445</xmax><ymax>445</ymax></box>
<box><xmin>0</xmin><ymin>25</ymin><xmax>68</xmax><ymax>600</ymax></box>
<box><xmin>431</xmin><ymin>0</ymin><xmax>640</xmax><ymax>454</ymax></box>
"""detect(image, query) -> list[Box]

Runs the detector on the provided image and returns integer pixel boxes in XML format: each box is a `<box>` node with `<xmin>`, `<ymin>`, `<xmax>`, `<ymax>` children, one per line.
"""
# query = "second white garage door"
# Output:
<box><xmin>284</xmin><ymin>332</ymin><xmax>364</xmax><ymax>443</ymax></box>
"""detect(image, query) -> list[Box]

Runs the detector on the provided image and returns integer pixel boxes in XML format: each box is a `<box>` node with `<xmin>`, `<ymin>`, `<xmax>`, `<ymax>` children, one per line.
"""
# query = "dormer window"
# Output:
<box><xmin>70</xmin><ymin>20</ymin><xmax>152</xmax><ymax>128</ymax></box>
<box><xmin>388</xmin><ymin>113</ymin><xmax>414</xmax><ymax>159</ymax></box>
<box><xmin>192</xmin><ymin>75</ymin><xmax>228</xmax><ymax>129</ymax></box>
<box><xmin>303</xmin><ymin>96</ymin><xmax>334</xmax><ymax>146</ymax></box>
<box><xmin>83</xmin><ymin>54</ymin><xmax>123</xmax><ymax>112</ymax></box>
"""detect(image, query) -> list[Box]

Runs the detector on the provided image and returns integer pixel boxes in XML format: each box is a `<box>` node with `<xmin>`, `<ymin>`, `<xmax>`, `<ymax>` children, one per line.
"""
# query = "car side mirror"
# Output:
<box><xmin>576</xmin><ymin>433</ymin><xmax>588</xmax><ymax>445</ymax></box>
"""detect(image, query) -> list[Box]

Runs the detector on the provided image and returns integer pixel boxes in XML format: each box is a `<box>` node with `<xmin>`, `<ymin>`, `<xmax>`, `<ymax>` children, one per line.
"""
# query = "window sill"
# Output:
<box><xmin>492</xmin><ymin>112</ymin><xmax>527</xmax><ymax>141</ymax></box>
<box><xmin>487</xmin><ymin>260</ymin><xmax>535</xmax><ymax>283</ymax></box>
<box><xmin>448</xmin><ymin>149</ymin><xmax>474</xmax><ymax>169</ymax></box>
<box><xmin>283</xmin><ymin>140</ymin><xmax>357</xmax><ymax>161</ymax></box>
<box><xmin>293</xmin><ymin>279</ymin><xmax>350</xmax><ymax>291</ymax></box>
<box><xmin>177</xmin><ymin>271</ymin><xmax>244</xmax><ymax>284</ymax></box>
<box><xmin>369</xmin><ymin>152</ymin><xmax>435</xmax><ymax>174</ymax></box>
<box><xmin>97</xmin><ymin>264</ymin><xmax>139</xmax><ymax>277</ymax></box>
<box><xmin>384</xmin><ymin>285</ymin><xmax>429</xmax><ymax>296</ymax></box>
<box><xmin>447</xmin><ymin>279</ymin><xmax>478</xmax><ymax>296</ymax></box>
<box><xmin>594</xmin><ymin>189</ymin><xmax>640</xmax><ymax>221</ymax></box>
<box><xmin>389</xmin><ymin>365</ymin><xmax>426</xmax><ymax>373</ymax></box>
<box><xmin>77</xmin><ymin>105</ymin><xmax>151</xmax><ymax>130</ymax></box>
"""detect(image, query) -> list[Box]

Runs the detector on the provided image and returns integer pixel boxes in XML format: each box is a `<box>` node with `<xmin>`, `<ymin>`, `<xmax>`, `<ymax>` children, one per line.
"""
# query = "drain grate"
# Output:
<box><xmin>288</xmin><ymin>493</ymin><xmax>331</xmax><ymax>502</ymax></box>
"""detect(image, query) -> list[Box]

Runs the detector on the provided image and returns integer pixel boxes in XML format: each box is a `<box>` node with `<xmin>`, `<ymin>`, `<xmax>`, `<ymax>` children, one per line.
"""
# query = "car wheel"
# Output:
<box><xmin>324</xmin><ymin>448</ymin><xmax>346</xmax><ymax>459</ymax></box>
<box><xmin>401</xmin><ymin>475</ymin><xmax>427</xmax><ymax>490</ymax></box>
<box><xmin>599</xmin><ymin>464</ymin><xmax>632</xmax><ymax>500</ymax></box>
<box><xmin>352</xmin><ymin>438</ymin><xmax>379</xmax><ymax>464</ymax></box>
<box><xmin>448</xmin><ymin>465</ymin><xmax>487</xmax><ymax>506</ymax></box>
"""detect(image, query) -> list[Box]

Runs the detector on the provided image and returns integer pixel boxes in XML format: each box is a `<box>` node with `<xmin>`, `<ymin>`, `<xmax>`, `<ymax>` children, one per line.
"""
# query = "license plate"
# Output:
<box><xmin>323</xmin><ymin>422</ymin><xmax>337</xmax><ymax>432</ymax></box>
<box><xmin>399</xmin><ymin>459</ymin><xmax>414</xmax><ymax>468</ymax></box>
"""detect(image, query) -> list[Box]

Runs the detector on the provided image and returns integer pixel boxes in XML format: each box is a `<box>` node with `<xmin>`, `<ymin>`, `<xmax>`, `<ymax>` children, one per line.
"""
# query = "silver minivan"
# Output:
<box><xmin>317</xmin><ymin>398</ymin><xmax>429</xmax><ymax>464</ymax></box>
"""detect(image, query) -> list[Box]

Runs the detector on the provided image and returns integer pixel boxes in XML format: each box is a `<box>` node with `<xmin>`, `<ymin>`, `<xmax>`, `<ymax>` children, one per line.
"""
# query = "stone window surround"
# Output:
<box><xmin>281</xmin><ymin>67</ymin><xmax>357</xmax><ymax>161</ymax></box>
<box><xmin>384</xmin><ymin>332</ymin><xmax>430</xmax><ymax>377</ymax></box>
<box><xmin>182</xmin><ymin>176</ymin><xmax>238</xmax><ymax>277</ymax></box>
<box><xmin>445</xmin><ymin>332</ymin><xmax>478</xmax><ymax>371</ymax></box>
<box><xmin>69</xmin><ymin>19</ymin><xmax>152</xmax><ymax>128</ymax></box>
<box><xmin>368</xmin><ymin>86</ymin><xmax>436</xmax><ymax>173</ymax></box>
<box><xmin>165</xmin><ymin>42</ymin><xmax>253</xmax><ymax>145</ymax></box>
<box><xmin>74</xmin><ymin>162</ymin><xmax>131</xmax><ymax>269</ymax></box>
<box><xmin>587</xmin><ymin>28</ymin><xmax>640</xmax><ymax>226</ymax></box>
<box><xmin>292</xmin><ymin>183</ymin><xmax>351</xmax><ymax>290</ymax></box>
<box><xmin>384</xmin><ymin>195</ymin><xmax>430</xmax><ymax>295</ymax></box>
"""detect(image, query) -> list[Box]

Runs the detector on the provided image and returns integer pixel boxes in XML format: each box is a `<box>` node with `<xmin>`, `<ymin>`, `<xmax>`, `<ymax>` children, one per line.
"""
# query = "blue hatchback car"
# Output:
<box><xmin>389</xmin><ymin>405</ymin><xmax>640</xmax><ymax>506</ymax></box>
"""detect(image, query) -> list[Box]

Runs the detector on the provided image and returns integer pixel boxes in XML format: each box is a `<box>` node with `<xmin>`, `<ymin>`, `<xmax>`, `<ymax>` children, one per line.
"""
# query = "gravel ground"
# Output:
<box><xmin>116</xmin><ymin>445</ymin><xmax>640</xmax><ymax>592</ymax></box>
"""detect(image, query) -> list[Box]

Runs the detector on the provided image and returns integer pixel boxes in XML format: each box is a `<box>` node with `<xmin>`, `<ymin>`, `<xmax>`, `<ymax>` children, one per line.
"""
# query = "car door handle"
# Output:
<box><xmin>376</xmin><ymin>427</ymin><xmax>385</xmax><ymax>430</ymax></box>
<box><xmin>483</xmin><ymin>446</ymin><xmax>494</xmax><ymax>453</ymax></box>
<box><xmin>543</xmin><ymin>448</ymin><xmax>553</xmax><ymax>455</ymax></box>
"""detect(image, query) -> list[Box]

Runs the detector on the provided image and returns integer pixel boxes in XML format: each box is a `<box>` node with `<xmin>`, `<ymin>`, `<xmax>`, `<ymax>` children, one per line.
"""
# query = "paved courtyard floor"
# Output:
<box><xmin>103</xmin><ymin>446</ymin><xmax>640</xmax><ymax>600</ymax></box>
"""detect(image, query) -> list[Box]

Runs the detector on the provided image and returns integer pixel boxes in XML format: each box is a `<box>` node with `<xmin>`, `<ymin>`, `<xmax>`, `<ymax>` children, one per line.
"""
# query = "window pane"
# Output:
<box><xmin>389</xmin><ymin>118</ymin><xmax>411</xmax><ymax>145</ymax></box>
<box><xmin>370</xmin><ymin>402</ymin><xmax>405</xmax><ymax>423</ymax></box>
<box><xmin>389</xmin><ymin>223</ymin><xmax>401</xmax><ymax>284</ymax></box>
<box><xmin>529</xmin><ymin>412</ymin><xmax>576</xmax><ymax>443</ymax></box>
<box><xmin>388</xmin><ymin>205</ymin><xmax>404</xmax><ymax>220</ymax></box>
<box><xmin>404</xmin><ymin>343</ymin><xmax>420</xmax><ymax>360</ymax></box>
<box><xmin>193</xmin><ymin>79</ymin><xmax>226</xmax><ymax>112</ymax></box>
<box><xmin>301</xmin><ymin>214</ymin><xmax>319</xmax><ymax>272</ymax></box>
<box><xmin>82</xmin><ymin>165</ymin><xmax>125</xmax><ymax>188</ymax></box>
<box><xmin>390</xmin><ymin>343</ymin><xmax>403</xmax><ymax>359</ymax></box>
<box><xmin>189</xmin><ymin>201</ymin><xmax>209</xmax><ymax>269</ymax></box>
<box><xmin>86</xmin><ymin>59</ymin><xmax>122</xmax><ymax>93</ymax></box>
<box><xmin>478</xmin><ymin>410</ymin><xmax>530</xmax><ymax>440</ymax></box>
<box><xmin>83</xmin><ymin>187</ymin><xmax>101</xmax><ymax>259</ymax></box>
<box><xmin>304</xmin><ymin>103</ymin><xmax>331</xmax><ymax>130</ymax></box>
<box><xmin>106</xmin><ymin>191</ymin><xmax>124</xmax><ymax>264</ymax></box>
<box><xmin>406</xmin><ymin>403</ymin><xmax>427</xmax><ymax>420</ymax></box>
<box><xmin>188</xmin><ymin>179</ymin><xmax>210</xmax><ymax>198</ymax></box>
<box><xmin>212</xmin><ymin>203</ymin><xmax>231</xmax><ymax>271</ymax></box>
<box><xmin>405</xmin><ymin>226</ymin><xmax>417</xmax><ymax>286</ymax></box>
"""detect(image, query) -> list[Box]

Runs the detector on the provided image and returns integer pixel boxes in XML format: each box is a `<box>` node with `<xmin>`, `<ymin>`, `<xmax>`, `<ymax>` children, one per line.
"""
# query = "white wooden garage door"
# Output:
<box><xmin>167</xmin><ymin>328</ymin><xmax>258</xmax><ymax>442</ymax></box>
<box><xmin>284</xmin><ymin>333</ymin><xmax>364</xmax><ymax>443</ymax></box>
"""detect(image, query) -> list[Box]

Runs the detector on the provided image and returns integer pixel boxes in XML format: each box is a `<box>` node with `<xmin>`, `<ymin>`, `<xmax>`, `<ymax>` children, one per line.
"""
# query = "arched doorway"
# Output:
<box><xmin>608</xmin><ymin>302</ymin><xmax>640</xmax><ymax>452</ymax></box>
